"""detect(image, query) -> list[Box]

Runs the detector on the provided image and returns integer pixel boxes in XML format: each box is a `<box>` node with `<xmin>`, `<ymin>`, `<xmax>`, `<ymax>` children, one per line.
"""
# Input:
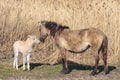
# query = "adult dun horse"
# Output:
<box><xmin>39</xmin><ymin>21</ymin><xmax>108</xmax><ymax>75</ymax></box>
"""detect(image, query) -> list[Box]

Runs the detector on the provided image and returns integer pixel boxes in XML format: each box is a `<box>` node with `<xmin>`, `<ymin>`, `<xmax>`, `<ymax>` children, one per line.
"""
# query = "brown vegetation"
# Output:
<box><xmin>0</xmin><ymin>0</ymin><xmax>120</xmax><ymax>65</ymax></box>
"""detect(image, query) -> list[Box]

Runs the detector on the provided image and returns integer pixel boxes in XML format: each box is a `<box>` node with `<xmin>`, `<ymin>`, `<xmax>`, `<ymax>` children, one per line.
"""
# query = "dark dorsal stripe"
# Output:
<box><xmin>43</xmin><ymin>21</ymin><xmax>69</xmax><ymax>37</ymax></box>
<box><xmin>45</xmin><ymin>21</ymin><xmax>58</xmax><ymax>31</ymax></box>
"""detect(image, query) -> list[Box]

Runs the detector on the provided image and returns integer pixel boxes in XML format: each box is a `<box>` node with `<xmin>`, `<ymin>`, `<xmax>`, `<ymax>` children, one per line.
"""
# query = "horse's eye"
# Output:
<box><xmin>39</xmin><ymin>29</ymin><xmax>41</xmax><ymax>31</ymax></box>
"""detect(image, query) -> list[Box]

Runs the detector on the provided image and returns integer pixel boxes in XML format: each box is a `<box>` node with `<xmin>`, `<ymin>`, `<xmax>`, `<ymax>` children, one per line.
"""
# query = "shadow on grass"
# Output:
<box><xmin>18</xmin><ymin>61</ymin><xmax>116</xmax><ymax>74</ymax></box>
<box><xmin>30</xmin><ymin>63</ymin><xmax>44</xmax><ymax>70</ymax></box>
<box><xmin>66</xmin><ymin>61</ymin><xmax>116</xmax><ymax>74</ymax></box>
<box><xmin>18</xmin><ymin>63</ymin><xmax>49</xmax><ymax>71</ymax></box>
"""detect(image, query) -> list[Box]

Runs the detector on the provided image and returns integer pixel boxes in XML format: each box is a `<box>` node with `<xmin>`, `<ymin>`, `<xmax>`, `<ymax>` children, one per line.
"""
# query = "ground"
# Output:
<box><xmin>0</xmin><ymin>60</ymin><xmax>120</xmax><ymax>80</ymax></box>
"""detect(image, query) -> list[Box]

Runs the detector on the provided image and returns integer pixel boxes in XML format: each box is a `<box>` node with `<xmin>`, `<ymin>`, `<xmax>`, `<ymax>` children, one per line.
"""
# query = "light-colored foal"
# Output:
<box><xmin>13</xmin><ymin>35</ymin><xmax>40</xmax><ymax>70</ymax></box>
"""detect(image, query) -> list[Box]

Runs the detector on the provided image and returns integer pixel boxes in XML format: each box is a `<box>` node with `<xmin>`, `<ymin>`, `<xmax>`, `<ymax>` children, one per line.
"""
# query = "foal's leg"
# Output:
<box><xmin>13</xmin><ymin>50</ymin><xmax>19</xmax><ymax>70</ymax></box>
<box><xmin>27</xmin><ymin>53</ymin><xmax>30</xmax><ymax>71</ymax></box>
<box><xmin>13</xmin><ymin>53</ymin><xmax>16</xmax><ymax>68</ymax></box>
<box><xmin>23</xmin><ymin>54</ymin><xmax>26</xmax><ymax>70</ymax></box>
<box><xmin>60</xmin><ymin>48</ymin><xmax>69</xmax><ymax>74</ymax></box>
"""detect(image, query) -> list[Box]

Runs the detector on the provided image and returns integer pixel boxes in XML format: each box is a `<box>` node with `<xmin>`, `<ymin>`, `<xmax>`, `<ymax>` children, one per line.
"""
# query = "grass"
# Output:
<box><xmin>0</xmin><ymin>62</ymin><xmax>120</xmax><ymax>79</ymax></box>
<box><xmin>0</xmin><ymin>64</ymin><xmax>62</xmax><ymax>76</ymax></box>
<box><xmin>0</xmin><ymin>63</ymin><xmax>119</xmax><ymax>80</ymax></box>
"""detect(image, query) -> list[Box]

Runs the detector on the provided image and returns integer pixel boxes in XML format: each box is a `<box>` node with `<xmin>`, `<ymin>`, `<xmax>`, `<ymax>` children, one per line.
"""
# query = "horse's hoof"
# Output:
<box><xmin>90</xmin><ymin>71</ymin><xmax>97</xmax><ymax>76</ymax></box>
<box><xmin>60</xmin><ymin>68</ymin><xmax>69</xmax><ymax>74</ymax></box>
<box><xmin>105</xmin><ymin>70</ymin><xmax>109</xmax><ymax>75</ymax></box>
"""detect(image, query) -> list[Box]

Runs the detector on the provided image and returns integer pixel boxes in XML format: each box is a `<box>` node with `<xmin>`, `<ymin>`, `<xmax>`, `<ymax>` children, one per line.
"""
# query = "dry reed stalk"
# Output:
<box><xmin>0</xmin><ymin>0</ymin><xmax>120</xmax><ymax>64</ymax></box>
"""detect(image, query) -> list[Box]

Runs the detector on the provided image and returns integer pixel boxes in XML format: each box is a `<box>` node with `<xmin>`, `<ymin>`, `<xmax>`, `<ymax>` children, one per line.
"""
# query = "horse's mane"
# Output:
<box><xmin>42</xmin><ymin>21</ymin><xmax>69</xmax><ymax>37</ymax></box>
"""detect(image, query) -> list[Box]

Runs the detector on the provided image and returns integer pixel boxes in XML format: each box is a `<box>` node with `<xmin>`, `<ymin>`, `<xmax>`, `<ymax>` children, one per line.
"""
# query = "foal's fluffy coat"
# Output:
<box><xmin>13</xmin><ymin>35</ymin><xmax>40</xmax><ymax>70</ymax></box>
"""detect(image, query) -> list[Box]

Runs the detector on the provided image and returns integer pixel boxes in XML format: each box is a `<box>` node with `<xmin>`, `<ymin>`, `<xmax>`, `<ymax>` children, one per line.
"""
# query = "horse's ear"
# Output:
<box><xmin>55</xmin><ymin>24</ymin><xmax>59</xmax><ymax>30</ymax></box>
<box><xmin>41</xmin><ymin>20</ymin><xmax>46</xmax><ymax>25</ymax></box>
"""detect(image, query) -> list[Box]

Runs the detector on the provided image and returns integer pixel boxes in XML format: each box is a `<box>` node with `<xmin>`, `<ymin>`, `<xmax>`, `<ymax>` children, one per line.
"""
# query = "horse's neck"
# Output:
<box><xmin>25</xmin><ymin>38</ymin><xmax>33</xmax><ymax>50</ymax></box>
<box><xmin>54</xmin><ymin>30</ymin><xmax>61</xmax><ymax>37</ymax></box>
<box><xmin>57</xmin><ymin>28</ymin><xmax>69</xmax><ymax>35</ymax></box>
<box><xmin>54</xmin><ymin>29</ymin><xmax>68</xmax><ymax>40</ymax></box>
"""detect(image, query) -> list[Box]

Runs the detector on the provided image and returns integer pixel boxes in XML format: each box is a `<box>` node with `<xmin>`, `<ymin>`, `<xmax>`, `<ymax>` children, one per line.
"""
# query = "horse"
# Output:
<box><xmin>39</xmin><ymin>20</ymin><xmax>108</xmax><ymax>75</ymax></box>
<box><xmin>13</xmin><ymin>35</ymin><xmax>40</xmax><ymax>70</ymax></box>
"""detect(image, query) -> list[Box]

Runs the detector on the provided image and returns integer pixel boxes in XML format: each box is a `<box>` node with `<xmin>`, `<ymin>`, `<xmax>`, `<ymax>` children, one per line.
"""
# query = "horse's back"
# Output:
<box><xmin>86</xmin><ymin>28</ymin><xmax>107</xmax><ymax>41</ymax></box>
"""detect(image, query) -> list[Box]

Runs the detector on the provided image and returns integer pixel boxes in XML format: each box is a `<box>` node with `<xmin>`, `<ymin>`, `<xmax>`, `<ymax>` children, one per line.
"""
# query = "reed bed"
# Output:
<box><xmin>0</xmin><ymin>0</ymin><xmax>120</xmax><ymax>64</ymax></box>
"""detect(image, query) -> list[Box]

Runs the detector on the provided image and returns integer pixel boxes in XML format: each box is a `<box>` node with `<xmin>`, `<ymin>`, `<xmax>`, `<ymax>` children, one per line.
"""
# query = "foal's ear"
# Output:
<box><xmin>38</xmin><ymin>21</ymin><xmax>41</xmax><ymax>25</ymax></box>
<box><xmin>37</xmin><ymin>21</ymin><xmax>45</xmax><ymax>26</ymax></box>
<box><xmin>27</xmin><ymin>35</ymin><xmax>32</xmax><ymax>38</ymax></box>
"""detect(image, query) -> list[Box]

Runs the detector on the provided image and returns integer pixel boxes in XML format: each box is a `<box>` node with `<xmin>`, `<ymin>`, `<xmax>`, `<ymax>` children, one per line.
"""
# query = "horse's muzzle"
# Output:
<box><xmin>40</xmin><ymin>37</ymin><xmax>45</xmax><ymax>43</ymax></box>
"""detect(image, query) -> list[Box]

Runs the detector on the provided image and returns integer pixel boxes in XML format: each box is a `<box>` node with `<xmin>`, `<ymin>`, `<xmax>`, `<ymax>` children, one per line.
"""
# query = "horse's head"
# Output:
<box><xmin>39</xmin><ymin>21</ymin><xmax>50</xmax><ymax>43</ymax></box>
<box><xmin>39</xmin><ymin>20</ymin><xmax>69</xmax><ymax>43</ymax></box>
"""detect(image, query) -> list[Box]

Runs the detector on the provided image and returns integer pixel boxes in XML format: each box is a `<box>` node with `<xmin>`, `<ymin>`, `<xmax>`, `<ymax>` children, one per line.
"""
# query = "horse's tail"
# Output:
<box><xmin>99</xmin><ymin>35</ymin><xmax>109</xmax><ymax>74</ymax></box>
<box><xmin>98</xmin><ymin>34</ymin><xmax>108</xmax><ymax>54</ymax></box>
<box><xmin>102</xmin><ymin>35</ymin><xmax>108</xmax><ymax>55</ymax></box>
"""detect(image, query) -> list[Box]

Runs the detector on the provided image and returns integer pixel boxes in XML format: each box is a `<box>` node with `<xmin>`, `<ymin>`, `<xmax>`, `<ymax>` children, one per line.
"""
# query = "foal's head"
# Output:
<box><xmin>39</xmin><ymin>20</ymin><xmax>69</xmax><ymax>43</ymax></box>
<box><xmin>27</xmin><ymin>35</ymin><xmax>40</xmax><ymax>44</ymax></box>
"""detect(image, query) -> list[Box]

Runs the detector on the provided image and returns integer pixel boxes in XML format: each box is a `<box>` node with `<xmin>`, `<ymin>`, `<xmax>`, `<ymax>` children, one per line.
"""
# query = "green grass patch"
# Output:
<box><xmin>0</xmin><ymin>63</ymin><xmax>119</xmax><ymax>79</ymax></box>
<box><xmin>0</xmin><ymin>64</ymin><xmax>62</xmax><ymax>76</ymax></box>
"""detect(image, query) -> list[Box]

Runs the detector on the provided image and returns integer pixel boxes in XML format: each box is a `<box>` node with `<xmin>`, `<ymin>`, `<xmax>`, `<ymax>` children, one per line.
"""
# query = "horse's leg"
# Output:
<box><xmin>60</xmin><ymin>48</ymin><xmax>69</xmax><ymax>74</ymax></box>
<box><xmin>23</xmin><ymin>54</ymin><xmax>26</xmax><ymax>70</ymax></box>
<box><xmin>27</xmin><ymin>53</ymin><xmax>30</xmax><ymax>71</ymax></box>
<box><xmin>91</xmin><ymin>54</ymin><xmax>100</xmax><ymax>75</ymax></box>
<box><xmin>61</xmin><ymin>58</ymin><xmax>69</xmax><ymax>74</ymax></box>
<box><xmin>100</xmin><ymin>48</ymin><xmax>109</xmax><ymax>75</ymax></box>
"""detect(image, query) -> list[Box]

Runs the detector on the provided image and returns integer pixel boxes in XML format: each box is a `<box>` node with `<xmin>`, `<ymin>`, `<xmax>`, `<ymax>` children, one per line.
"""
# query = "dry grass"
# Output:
<box><xmin>0</xmin><ymin>0</ymin><xmax>120</xmax><ymax>65</ymax></box>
